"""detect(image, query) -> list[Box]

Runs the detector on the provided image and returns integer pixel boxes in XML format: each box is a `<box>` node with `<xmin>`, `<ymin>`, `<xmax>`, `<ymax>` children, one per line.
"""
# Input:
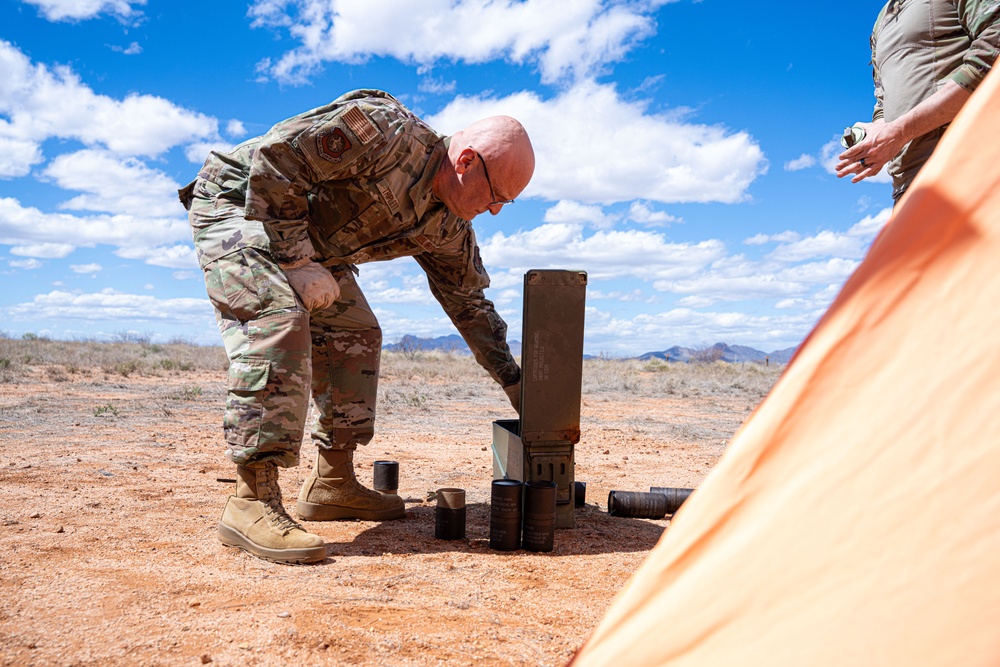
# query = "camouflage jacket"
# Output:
<box><xmin>871</xmin><ymin>0</ymin><xmax>1000</xmax><ymax>198</ymax></box>
<box><xmin>194</xmin><ymin>89</ymin><xmax>519</xmax><ymax>387</ymax></box>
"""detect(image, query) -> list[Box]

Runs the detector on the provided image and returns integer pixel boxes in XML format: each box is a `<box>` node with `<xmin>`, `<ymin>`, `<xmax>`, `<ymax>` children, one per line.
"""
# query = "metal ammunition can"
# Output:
<box><xmin>649</xmin><ymin>487</ymin><xmax>693</xmax><ymax>515</ymax></box>
<box><xmin>522</xmin><ymin>481</ymin><xmax>557</xmax><ymax>552</ymax></box>
<box><xmin>490</xmin><ymin>479</ymin><xmax>523</xmax><ymax>551</ymax></box>
<box><xmin>372</xmin><ymin>460</ymin><xmax>399</xmax><ymax>494</ymax></box>
<box><xmin>434</xmin><ymin>488</ymin><xmax>466</xmax><ymax>540</ymax></box>
<box><xmin>607</xmin><ymin>490</ymin><xmax>668</xmax><ymax>519</ymax></box>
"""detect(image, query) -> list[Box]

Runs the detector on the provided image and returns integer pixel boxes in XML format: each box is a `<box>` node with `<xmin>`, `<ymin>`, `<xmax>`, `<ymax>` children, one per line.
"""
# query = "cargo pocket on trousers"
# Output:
<box><xmin>223</xmin><ymin>358</ymin><xmax>271</xmax><ymax>447</ymax></box>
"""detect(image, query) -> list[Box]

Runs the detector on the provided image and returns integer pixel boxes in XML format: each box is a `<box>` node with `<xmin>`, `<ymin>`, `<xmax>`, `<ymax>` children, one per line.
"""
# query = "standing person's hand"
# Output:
<box><xmin>284</xmin><ymin>261</ymin><xmax>341</xmax><ymax>311</ymax></box>
<box><xmin>835</xmin><ymin>119</ymin><xmax>906</xmax><ymax>183</ymax></box>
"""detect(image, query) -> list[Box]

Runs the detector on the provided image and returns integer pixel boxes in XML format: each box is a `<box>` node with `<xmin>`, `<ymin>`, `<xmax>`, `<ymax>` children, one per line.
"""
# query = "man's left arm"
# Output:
<box><xmin>413</xmin><ymin>230</ymin><xmax>521</xmax><ymax>412</ymax></box>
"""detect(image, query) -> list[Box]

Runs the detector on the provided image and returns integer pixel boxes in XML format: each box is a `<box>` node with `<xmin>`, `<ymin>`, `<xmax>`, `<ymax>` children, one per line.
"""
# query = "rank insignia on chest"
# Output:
<box><xmin>318</xmin><ymin>128</ymin><xmax>352</xmax><ymax>162</ymax></box>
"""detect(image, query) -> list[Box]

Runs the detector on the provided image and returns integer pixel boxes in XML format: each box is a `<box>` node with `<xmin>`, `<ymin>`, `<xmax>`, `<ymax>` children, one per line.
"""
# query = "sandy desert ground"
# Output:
<box><xmin>0</xmin><ymin>339</ymin><xmax>781</xmax><ymax>666</ymax></box>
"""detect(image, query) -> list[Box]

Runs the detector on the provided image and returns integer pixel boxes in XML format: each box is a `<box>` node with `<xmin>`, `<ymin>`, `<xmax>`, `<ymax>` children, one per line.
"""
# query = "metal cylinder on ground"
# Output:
<box><xmin>490</xmin><ymin>479</ymin><xmax>523</xmax><ymax>551</ymax></box>
<box><xmin>607</xmin><ymin>490</ymin><xmax>668</xmax><ymax>519</ymax></box>
<box><xmin>372</xmin><ymin>460</ymin><xmax>399</xmax><ymax>494</ymax></box>
<box><xmin>522</xmin><ymin>481</ymin><xmax>557</xmax><ymax>552</ymax></box>
<box><xmin>649</xmin><ymin>487</ymin><xmax>693</xmax><ymax>515</ymax></box>
<box><xmin>434</xmin><ymin>488</ymin><xmax>466</xmax><ymax>540</ymax></box>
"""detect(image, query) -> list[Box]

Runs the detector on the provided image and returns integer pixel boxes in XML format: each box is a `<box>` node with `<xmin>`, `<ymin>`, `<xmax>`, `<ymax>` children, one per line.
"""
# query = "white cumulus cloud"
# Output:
<box><xmin>21</xmin><ymin>0</ymin><xmax>146</xmax><ymax>21</ymax></box>
<box><xmin>480</xmin><ymin>222</ymin><xmax>725</xmax><ymax>280</ymax></box>
<box><xmin>7</xmin><ymin>288</ymin><xmax>212</xmax><ymax>322</ymax></box>
<box><xmin>784</xmin><ymin>153</ymin><xmax>816</xmax><ymax>171</ymax></box>
<box><xmin>428</xmin><ymin>80</ymin><xmax>767</xmax><ymax>205</ymax></box>
<box><xmin>43</xmin><ymin>149</ymin><xmax>183</xmax><ymax>218</ymax></box>
<box><xmin>0</xmin><ymin>39</ymin><xmax>219</xmax><ymax>177</ymax></box>
<box><xmin>0</xmin><ymin>197</ymin><xmax>192</xmax><ymax>266</ymax></box>
<box><xmin>249</xmin><ymin>0</ymin><xmax>675</xmax><ymax>85</ymax></box>
<box><xmin>543</xmin><ymin>200</ymin><xmax>618</xmax><ymax>229</ymax></box>
<box><xmin>69</xmin><ymin>263</ymin><xmax>102</xmax><ymax>274</ymax></box>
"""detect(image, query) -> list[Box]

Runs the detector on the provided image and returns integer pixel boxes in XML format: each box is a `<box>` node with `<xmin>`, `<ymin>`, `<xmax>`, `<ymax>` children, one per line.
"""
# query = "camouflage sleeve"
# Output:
<box><xmin>413</xmin><ymin>228</ymin><xmax>521</xmax><ymax>389</ymax></box>
<box><xmin>871</xmin><ymin>15</ymin><xmax>885</xmax><ymax>122</ymax></box>
<box><xmin>244</xmin><ymin>101</ymin><xmax>402</xmax><ymax>266</ymax></box>
<box><xmin>953</xmin><ymin>0</ymin><xmax>1000</xmax><ymax>92</ymax></box>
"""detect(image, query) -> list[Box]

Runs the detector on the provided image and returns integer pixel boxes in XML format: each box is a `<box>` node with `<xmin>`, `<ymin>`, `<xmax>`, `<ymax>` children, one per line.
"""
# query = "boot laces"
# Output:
<box><xmin>264</xmin><ymin>498</ymin><xmax>305</xmax><ymax>536</ymax></box>
<box><xmin>258</xmin><ymin>465</ymin><xmax>304</xmax><ymax>535</ymax></box>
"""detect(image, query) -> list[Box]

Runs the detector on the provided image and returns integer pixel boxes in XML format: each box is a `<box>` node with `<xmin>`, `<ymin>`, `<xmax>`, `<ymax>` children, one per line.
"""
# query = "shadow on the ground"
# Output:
<box><xmin>319</xmin><ymin>501</ymin><xmax>667</xmax><ymax>558</ymax></box>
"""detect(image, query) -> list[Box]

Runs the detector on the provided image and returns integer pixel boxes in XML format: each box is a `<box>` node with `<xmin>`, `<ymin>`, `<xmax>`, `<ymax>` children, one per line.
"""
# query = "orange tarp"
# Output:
<box><xmin>572</xmin><ymin>67</ymin><xmax>1000</xmax><ymax>667</ymax></box>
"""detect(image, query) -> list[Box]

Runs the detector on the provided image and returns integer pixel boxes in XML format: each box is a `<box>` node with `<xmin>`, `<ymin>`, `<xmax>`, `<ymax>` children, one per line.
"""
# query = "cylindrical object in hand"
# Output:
<box><xmin>489</xmin><ymin>479</ymin><xmax>523</xmax><ymax>551</ymax></box>
<box><xmin>574</xmin><ymin>481</ymin><xmax>587</xmax><ymax>507</ymax></box>
<box><xmin>522</xmin><ymin>481</ymin><xmax>557</xmax><ymax>552</ymax></box>
<box><xmin>434</xmin><ymin>488</ymin><xmax>466</xmax><ymax>540</ymax></box>
<box><xmin>607</xmin><ymin>490</ymin><xmax>668</xmax><ymax>519</ymax></box>
<box><xmin>841</xmin><ymin>125</ymin><xmax>866</xmax><ymax>148</ymax></box>
<box><xmin>649</xmin><ymin>487</ymin><xmax>694</xmax><ymax>515</ymax></box>
<box><xmin>372</xmin><ymin>460</ymin><xmax>399</xmax><ymax>494</ymax></box>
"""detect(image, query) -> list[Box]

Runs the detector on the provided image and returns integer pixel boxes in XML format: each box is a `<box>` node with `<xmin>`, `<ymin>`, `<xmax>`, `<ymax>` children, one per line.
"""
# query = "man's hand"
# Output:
<box><xmin>503</xmin><ymin>382</ymin><xmax>521</xmax><ymax>415</ymax></box>
<box><xmin>835</xmin><ymin>119</ymin><xmax>903</xmax><ymax>183</ymax></box>
<box><xmin>836</xmin><ymin>81</ymin><xmax>972</xmax><ymax>184</ymax></box>
<box><xmin>284</xmin><ymin>261</ymin><xmax>341</xmax><ymax>311</ymax></box>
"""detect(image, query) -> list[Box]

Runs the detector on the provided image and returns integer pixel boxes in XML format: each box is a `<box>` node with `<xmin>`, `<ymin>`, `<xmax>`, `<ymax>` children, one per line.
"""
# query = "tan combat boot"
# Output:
<box><xmin>217</xmin><ymin>462</ymin><xmax>327</xmax><ymax>564</ymax></box>
<box><xmin>296</xmin><ymin>449</ymin><xmax>405</xmax><ymax>521</ymax></box>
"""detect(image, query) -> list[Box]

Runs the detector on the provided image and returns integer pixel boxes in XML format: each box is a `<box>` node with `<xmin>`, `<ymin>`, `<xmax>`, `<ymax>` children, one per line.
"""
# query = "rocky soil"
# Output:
<box><xmin>0</xmin><ymin>347</ymin><xmax>780</xmax><ymax>666</ymax></box>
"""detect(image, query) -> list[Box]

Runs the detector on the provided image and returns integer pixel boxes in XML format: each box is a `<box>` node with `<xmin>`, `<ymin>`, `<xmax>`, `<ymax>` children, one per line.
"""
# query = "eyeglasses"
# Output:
<box><xmin>476</xmin><ymin>151</ymin><xmax>515</xmax><ymax>208</ymax></box>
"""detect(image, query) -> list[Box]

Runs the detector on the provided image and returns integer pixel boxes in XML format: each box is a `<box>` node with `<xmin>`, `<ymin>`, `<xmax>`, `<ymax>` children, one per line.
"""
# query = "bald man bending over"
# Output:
<box><xmin>178</xmin><ymin>89</ymin><xmax>534</xmax><ymax>564</ymax></box>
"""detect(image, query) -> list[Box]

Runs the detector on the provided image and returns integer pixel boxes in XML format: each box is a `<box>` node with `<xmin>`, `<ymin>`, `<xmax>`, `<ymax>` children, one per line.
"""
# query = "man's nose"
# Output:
<box><xmin>487</xmin><ymin>203</ymin><xmax>502</xmax><ymax>215</ymax></box>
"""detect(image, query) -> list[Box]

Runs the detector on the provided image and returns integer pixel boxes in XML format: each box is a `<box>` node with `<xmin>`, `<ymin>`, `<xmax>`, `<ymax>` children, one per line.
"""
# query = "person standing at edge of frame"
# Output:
<box><xmin>836</xmin><ymin>0</ymin><xmax>1000</xmax><ymax>203</ymax></box>
<box><xmin>178</xmin><ymin>89</ymin><xmax>534</xmax><ymax>564</ymax></box>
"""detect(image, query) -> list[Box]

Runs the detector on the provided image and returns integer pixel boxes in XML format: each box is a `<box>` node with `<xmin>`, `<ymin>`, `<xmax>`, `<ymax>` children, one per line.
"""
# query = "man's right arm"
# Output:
<box><xmin>243</xmin><ymin>101</ymin><xmax>400</xmax><ymax>308</ymax></box>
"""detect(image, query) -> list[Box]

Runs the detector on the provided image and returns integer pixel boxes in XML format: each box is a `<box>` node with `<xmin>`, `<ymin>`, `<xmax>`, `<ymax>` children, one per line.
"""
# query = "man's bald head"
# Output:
<box><xmin>433</xmin><ymin>115</ymin><xmax>535</xmax><ymax>220</ymax></box>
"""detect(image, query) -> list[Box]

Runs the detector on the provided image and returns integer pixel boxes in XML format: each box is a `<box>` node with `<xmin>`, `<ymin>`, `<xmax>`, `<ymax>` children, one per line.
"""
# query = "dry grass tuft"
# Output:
<box><xmin>0</xmin><ymin>335</ymin><xmax>786</xmax><ymax>406</ymax></box>
<box><xmin>0</xmin><ymin>334</ymin><xmax>228</xmax><ymax>383</ymax></box>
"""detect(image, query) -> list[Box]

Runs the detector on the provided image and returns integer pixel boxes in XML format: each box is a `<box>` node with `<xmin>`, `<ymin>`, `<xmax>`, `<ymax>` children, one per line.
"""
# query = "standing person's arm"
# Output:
<box><xmin>836</xmin><ymin>83</ymin><xmax>970</xmax><ymax>182</ymax></box>
<box><xmin>837</xmin><ymin>0</ymin><xmax>1000</xmax><ymax>182</ymax></box>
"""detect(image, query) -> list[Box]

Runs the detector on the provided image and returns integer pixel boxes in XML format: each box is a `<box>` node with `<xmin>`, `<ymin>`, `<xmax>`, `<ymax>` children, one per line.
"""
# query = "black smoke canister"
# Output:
<box><xmin>434</xmin><ymin>488</ymin><xmax>466</xmax><ymax>540</ymax></box>
<box><xmin>607</xmin><ymin>490</ymin><xmax>668</xmax><ymax>519</ymax></box>
<box><xmin>574</xmin><ymin>481</ymin><xmax>587</xmax><ymax>507</ymax></box>
<box><xmin>522</xmin><ymin>481</ymin><xmax>557</xmax><ymax>552</ymax></box>
<box><xmin>372</xmin><ymin>460</ymin><xmax>399</xmax><ymax>494</ymax></box>
<box><xmin>649</xmin><ymin>487</ymin><xmax>694</xmax><ymax>515</ymax></box>
<box><xmin>489</xmin><ymin>479</ymin><xmax>523</xmax><ymax>551</ymax></box>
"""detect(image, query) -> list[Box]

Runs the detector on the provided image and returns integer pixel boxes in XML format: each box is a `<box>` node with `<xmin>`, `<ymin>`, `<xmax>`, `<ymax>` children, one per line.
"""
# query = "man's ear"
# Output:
<box><xmin>455</xmin><ymin>147</ymin><xmax>477</xmax><ymax>175</ymax></box>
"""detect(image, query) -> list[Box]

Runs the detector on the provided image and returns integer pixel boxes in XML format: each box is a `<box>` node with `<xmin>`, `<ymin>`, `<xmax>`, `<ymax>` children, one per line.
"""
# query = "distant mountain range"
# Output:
<box><xmin>384</xmin><ymin>335</ymin><xmax>795</xmax><ymax>363</ymax></box>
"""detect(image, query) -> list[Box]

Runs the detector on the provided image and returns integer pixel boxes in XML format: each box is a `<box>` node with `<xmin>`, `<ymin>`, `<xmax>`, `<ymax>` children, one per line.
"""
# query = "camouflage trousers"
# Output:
<box><xmin>183</xmin><ymin>177</ymin><xmax>381</xmax><ymax>468</ymax></box>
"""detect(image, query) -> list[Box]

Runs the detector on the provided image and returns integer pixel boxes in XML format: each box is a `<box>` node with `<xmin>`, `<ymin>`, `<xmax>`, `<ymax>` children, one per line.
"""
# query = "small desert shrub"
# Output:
<box><xmin>94</xmin><ymin>403</ymin><xmax>120</xmax><ymax>417</ymax></box>
<box><xmin>172</xmin><ymin>385</ymin><xmax>204</xmax><ymax>400</ymax></box>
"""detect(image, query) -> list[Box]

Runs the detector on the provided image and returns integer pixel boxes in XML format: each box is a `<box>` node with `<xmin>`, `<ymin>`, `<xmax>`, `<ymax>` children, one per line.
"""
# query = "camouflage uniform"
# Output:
<box><xmin>179</xmin><ymin>90</ymin><xmax>520</xmax><ymax>467</ymax></box>
<box><xmin>871</xmin><ymin>0</ymin><xmax>1000</xmax><ymax>200</ymax></box>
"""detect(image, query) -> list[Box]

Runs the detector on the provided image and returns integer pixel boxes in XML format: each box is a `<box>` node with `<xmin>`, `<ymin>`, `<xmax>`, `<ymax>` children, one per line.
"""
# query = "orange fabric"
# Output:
<box><xmin>572</xmin><ymin>67</ymin><xmax>1000</xmax><ymax>667</ymax></box>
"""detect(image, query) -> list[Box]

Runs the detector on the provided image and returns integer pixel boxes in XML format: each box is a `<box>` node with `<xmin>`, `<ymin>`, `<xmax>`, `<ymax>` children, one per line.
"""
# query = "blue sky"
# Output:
<box><xmin>0</xmin><ymin>0</ymin><xmax>894</xmax><ymax>356</ymax></box>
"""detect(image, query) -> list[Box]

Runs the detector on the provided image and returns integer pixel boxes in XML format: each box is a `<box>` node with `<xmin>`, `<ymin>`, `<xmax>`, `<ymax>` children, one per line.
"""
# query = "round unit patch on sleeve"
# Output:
<box><xmin>318</xmin><ymin>128</ymin><xmax>353</xmax><ymax>163</ymax></box>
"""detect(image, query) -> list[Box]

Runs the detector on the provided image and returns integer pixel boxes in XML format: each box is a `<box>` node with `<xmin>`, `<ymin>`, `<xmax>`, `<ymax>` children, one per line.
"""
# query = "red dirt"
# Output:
<box><xmin>0</xmin><ymin>364</ymin><xmax>753</xmax><ymax>666</ymax></box>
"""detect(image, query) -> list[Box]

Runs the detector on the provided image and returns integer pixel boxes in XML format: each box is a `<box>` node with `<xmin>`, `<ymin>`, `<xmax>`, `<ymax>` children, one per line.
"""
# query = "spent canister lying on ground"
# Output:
<box><xmin>493</xmin><ymin>269</ymin><xmax>587</xmax><ymax>529</ymax></box>
<box><xmin>490</xmin><ymin>479</ymin><xmax>523</xmax><ymax>551</ymax></box>
<box><xmin>435</xmin><ymin>488</ymin><xmax>466</xmax><ymax>540</ymax></box>
<box><xmin>650</xmin><ymin>486</ymin><xmax>693</xmax><ymax>515</ymax></box>
<box><xmin>523</xmin><ymin>481</ymin><xmax>557</xmax><ymax>552</ymax></box>
<box><xmin>373</xmin><ymin>460</ymin><xmax>399</xmax><ymax>495</ymax></box>
<box><xmin>608</xmin><ymin>490</ymin><xmax>669</xmax><ymax>519</ymax></box>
